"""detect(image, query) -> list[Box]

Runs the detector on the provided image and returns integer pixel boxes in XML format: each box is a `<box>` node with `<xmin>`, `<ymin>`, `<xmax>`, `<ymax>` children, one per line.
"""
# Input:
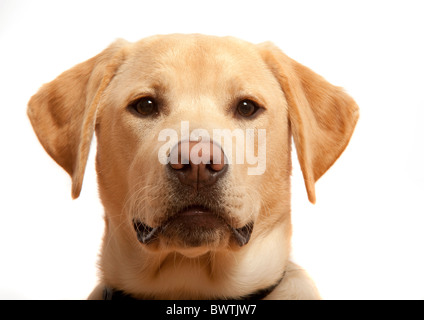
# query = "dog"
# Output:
<box><xmin>27</xmin><ymin>34</ymin><xmax>358</xmax><ymax>300</ymax></box>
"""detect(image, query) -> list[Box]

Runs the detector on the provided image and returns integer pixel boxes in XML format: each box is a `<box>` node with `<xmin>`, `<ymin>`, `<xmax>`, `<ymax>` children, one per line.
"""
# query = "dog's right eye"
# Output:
<box><xmin>129</xmin><ymin>97</ymin><xmax>158</xmax><ymax>116</ymax></box>
<box><xmin>237</xmin><ymin>99</ymin><xmax>260</xmax><ymax>118</ymax></box>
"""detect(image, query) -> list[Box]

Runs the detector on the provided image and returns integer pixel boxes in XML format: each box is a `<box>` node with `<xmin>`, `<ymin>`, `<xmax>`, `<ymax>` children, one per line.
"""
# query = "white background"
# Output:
<box><xmin>1</xmin><ymin>0</ymin><xmax>423</xmax><ymax>299</ymax></box>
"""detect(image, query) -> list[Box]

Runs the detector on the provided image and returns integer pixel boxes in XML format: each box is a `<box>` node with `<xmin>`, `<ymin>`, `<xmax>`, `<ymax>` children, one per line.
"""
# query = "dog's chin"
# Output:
<box><xmin>133</xmin><ymin>205</ymin><xmax>253</xmax><ymax>255</ymax></box>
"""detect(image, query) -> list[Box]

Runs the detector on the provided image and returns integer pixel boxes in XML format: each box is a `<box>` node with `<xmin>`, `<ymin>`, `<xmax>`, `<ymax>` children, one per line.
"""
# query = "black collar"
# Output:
<box><xmin>103</xmin><ymin>271</ymin><xmax>285</xmax><ymax>300</ymax></box>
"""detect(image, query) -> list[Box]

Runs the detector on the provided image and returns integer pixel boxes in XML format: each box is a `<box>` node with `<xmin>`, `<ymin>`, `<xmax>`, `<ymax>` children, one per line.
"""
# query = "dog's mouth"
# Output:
<box><xmin>133</xmin><ymin>205</ymin><xmax>253</xmax><ymax>248</ymax></box>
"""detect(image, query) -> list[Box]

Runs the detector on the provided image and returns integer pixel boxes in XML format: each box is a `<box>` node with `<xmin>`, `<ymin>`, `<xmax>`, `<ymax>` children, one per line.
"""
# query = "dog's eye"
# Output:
<box><xmin>237</xmin><ymin>100</ymin><xmax>260</xmax><ymax>118</ymax></box>
<box><xmin>130</xmin><ymin>97</ymin><xmax>158</xmax><ymax>116</ymax></box>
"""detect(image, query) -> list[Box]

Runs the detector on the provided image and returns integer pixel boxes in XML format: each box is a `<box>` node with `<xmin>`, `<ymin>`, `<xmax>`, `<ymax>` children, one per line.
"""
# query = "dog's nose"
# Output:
<box><xmin>168</xmin><ymin>140</ymin><xmax>227</xmax><ymax>190</ymax></box>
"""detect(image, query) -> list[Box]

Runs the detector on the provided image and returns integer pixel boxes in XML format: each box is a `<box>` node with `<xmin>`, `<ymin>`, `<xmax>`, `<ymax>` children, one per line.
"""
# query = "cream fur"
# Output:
<box><xmin>27</xmin><ymin>34</ymin><xmax>358</xmax><ymax>300</ymax></box>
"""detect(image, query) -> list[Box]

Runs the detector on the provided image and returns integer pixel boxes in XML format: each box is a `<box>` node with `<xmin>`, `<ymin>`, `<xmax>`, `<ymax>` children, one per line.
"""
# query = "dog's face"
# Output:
<box><xmin>28</xmin><ymin>34</ymin><xmax>358</xmax><ymax>298</ymax></box>
<box><xmin>95</xmin><ymin>35</ymin><xmax>291</xmax><ymax>256</ymax></box>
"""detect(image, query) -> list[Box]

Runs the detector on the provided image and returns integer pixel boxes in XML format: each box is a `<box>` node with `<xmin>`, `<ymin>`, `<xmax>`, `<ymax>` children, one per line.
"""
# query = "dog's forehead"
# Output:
<box><xmin>107</xmin><ymin>34</ymin><xmax>280</xmax><ymax>112</ymax></box>
<box><xmin>119</xmin><ymin>35</ymin><xmax>270</xmax><ymax>89</ymax></box>
<box><xmin>131</xmin><ymin>34</ymin><xmax>261</xmax><ymax>67</ymax></box>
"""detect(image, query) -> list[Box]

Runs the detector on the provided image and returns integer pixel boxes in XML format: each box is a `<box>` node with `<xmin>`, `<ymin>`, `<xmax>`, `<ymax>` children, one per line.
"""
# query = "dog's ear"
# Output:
<box><xmin>258</xmin><ymin>42</ymin><xmax>359</xmax><ymax>203</ymax></box>
<box><xmin>27</xmin><ymin>39</ymin><xmax>129</xmax><ymax>199</ymax></box>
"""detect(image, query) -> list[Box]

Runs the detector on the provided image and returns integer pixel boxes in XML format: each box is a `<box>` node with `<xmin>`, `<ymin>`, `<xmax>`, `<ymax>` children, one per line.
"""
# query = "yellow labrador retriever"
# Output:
<box><xmin>27</xmin><ymin>34</ymin><xmax>358</xmax><ymax>300</ymax></box>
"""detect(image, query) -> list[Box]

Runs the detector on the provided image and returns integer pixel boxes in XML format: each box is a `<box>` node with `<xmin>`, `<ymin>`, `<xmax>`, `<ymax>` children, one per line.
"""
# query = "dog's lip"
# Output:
<box><xmin>133</xmin><ymin>221</ymin><xmax>158</xmax><ymax>244</ymax></box>
<box><xmin>173</xmin><ymin>205</ymin><xmax>226</xmax><ymax>228</ymax></box>
<box><xmin>231</xmin><ymin>222</ymin><xmax>254</xmax><ymax>247</ymax></box>
<box><xmin>178</xmin><ymin>205</ymin><xmax>212</xmax><ymax>216</ymax></box>
<box><xmin>133</xmin><ymin>205</ymin><xmax>221</xmax><ymax>245</ymax></box>
<box><xmin>133</xmin><ymin>205</ymin><xmax>254</xmax><ymax>247</ymax></box>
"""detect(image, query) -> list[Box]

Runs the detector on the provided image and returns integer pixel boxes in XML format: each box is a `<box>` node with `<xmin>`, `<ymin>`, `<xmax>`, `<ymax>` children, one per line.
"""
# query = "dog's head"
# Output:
<box><xmin>28</xmin><ymin>34</ymin><xmax>358</xmax><ymax>259</ymax></box>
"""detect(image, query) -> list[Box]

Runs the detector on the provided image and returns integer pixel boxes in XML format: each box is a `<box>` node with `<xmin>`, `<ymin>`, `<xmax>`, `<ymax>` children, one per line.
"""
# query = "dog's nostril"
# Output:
<box><xmin>207</xmin><ymin>161</ymin><xmax>225</xmax><ymax>172</ymax></box>
<box><xmin>169</xmin><ymin>162</ymin><xmax>186</xmax><ymax>170</ymax></box>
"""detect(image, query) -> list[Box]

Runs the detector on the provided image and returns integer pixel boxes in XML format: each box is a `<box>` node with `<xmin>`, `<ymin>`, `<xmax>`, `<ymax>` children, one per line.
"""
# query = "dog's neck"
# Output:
<box><xmin>103</xmin><ymin>271</ymin><xmax>286</xmax><ymax>300</ymax></box>
<box><xmin>99</xmin><ymin>217</ymin><xmax>290</xmax><ymax>299</ymax></box>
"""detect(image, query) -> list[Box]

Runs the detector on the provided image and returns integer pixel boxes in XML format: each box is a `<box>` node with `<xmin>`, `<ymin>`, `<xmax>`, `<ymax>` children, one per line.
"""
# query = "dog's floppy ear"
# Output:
<box><xmin>27</xmin><ymin>39</ymin><xmax>129</xmax><ymax>199</ymax></box>
<box><xmin>258</xmin><ymin>42</ymin><xmax>359</xmax><ymax>203</ymax></box>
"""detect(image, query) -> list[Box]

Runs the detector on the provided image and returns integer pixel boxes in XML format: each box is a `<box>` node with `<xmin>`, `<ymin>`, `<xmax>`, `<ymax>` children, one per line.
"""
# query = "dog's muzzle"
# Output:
<box><xmin>133</xmin><ymin>206</ymin><xmax>253</xmax><ymax>247</ymax></box>
<box><xmin>132</xmin><ymin>139</ymin><xmax>253</xmax><ymax>248</ymax></box>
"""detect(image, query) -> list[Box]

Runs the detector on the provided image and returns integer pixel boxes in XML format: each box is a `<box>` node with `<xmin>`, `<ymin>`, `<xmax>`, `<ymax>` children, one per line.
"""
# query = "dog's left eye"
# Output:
<box><xmin>237</xmin><ymin>100</ymin><xmax>260</xmax><ymax>118</ymax></box>
<box><xmin>129</xmin><ymin>97</ymin><xmax>158</xmax><ymax>116</ymax></box>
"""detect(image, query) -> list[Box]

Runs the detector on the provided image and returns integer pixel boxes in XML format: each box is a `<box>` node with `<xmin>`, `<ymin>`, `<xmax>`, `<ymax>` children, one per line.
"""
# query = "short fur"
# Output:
<box><xmin>28</xmin><ymin>34</ymin><xmax>358</xmax><ymax>300</ymax></box>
